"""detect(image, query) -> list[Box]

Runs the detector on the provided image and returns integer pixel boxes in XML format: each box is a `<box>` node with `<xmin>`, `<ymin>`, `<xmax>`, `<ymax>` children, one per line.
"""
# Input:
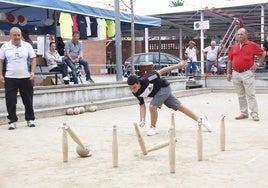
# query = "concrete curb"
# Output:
<box><xmin>0</xmin><ymin>88</ymin><xmax>211</xmax><ymax>125</ymax></box>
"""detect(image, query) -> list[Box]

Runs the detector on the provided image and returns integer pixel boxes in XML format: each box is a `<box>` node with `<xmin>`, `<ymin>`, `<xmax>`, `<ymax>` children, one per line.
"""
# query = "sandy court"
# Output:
<box><xmin>0</xmin><ymin>93</ymin><xmax>268</xmax><ymax>188</ymax></box>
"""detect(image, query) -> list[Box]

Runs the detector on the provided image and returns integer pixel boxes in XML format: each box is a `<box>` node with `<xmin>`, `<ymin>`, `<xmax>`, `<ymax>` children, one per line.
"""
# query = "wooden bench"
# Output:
<box><xmin>35</xmin><ymin>55</ymin><xmax>62</xmax><ymax>85</ymax></box>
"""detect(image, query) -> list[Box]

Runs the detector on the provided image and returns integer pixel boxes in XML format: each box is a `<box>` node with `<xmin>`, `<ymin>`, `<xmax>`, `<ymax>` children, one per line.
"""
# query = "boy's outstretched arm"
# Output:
<box><xmin>157</xmin><ymin>60</ymin><xmax>187</xmax><ymax>76</ymax></box>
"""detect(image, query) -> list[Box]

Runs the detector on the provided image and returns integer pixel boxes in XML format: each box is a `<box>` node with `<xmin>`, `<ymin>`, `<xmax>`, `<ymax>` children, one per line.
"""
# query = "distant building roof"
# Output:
<box><xmin>123</xmin><ymin>1</ymin><xmax>268</xmax><ymax>41</ymax></box>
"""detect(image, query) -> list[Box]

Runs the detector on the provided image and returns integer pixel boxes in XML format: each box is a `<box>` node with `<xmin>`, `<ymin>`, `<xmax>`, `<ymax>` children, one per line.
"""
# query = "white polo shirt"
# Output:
<box><xmin>203</xmin><ymin>46</ymin><xmax>219</xmax><ymax>61</ymax></box>
<box><xmin>0</xmin><ymin>40</ymin><xmax>36</xmax><ymax>78</ymax></box>
<box><xmin>185</xmin><ymin>47</ymin><xmax>198</xmax><ymax>62</ymax></box>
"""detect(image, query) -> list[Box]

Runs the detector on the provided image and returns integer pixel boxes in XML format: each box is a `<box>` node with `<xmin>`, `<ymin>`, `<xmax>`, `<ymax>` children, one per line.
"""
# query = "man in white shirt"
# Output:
<box><xmin>203</xmin><ymin>40</ymin><xmax>220</xmax><ymax>74</ymax></box>
<box><xmin>184</xmin><ymin>41</ymin><xmax>199</xmax><ymax>79</ymax></box>
<box><xmin>0</xmin><ymin>27</ymin><xmax>36</xmax><ymax>130</ymax></box>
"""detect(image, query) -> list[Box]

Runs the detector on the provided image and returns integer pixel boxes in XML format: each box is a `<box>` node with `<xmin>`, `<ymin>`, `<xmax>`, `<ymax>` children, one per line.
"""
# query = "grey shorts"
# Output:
<box><xmin>150</xmin><ymin>86</ymin><xmax>181</xmax><ymax>110</ymax></box>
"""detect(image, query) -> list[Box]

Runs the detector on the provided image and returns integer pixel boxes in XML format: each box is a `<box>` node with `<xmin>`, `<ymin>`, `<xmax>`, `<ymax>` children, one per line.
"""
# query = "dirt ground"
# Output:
<box><xmin>0</xmin><ymin>93</ymin><xmax>267</xmax><ymax>188</ymax></box>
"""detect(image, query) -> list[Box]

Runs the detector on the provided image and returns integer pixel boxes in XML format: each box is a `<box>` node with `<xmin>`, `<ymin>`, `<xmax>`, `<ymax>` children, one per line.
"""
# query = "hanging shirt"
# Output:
<box><xmin>77</xmin><ymin>14</ymin><xmax>87</xmax><ymax>39</ymax></box>
<box><xmin>89</xmin><ymin>17</ymin><xmax>98</xmax><ymax>38</ymax></box>
<box><xmin>59</xmin><ymin>12</ymin><xmax>73</xmax><ymax>39</ymax></box>
<box><xmin>101</xmin><ymin>19</ymin><xmax>108</xmax><ymax>40</ymax></box>
<box><xmin>85</xmin><ymin>16</ymin><xmax>91</xmax><ymax>37</ymax></box>
<box><xmin>71</xmin><ymin>14</ymin><xmax>78</xmax><ymax>31</ymax></box>
<box><xmin>96</xmin><ymin>18</ymin><xmax>102</xmax><ymax>40</ymax></box>
<box><xmin>106</xmin><ymin>19</ymin><xmax>115</xmax><ymax>38</ymax></box>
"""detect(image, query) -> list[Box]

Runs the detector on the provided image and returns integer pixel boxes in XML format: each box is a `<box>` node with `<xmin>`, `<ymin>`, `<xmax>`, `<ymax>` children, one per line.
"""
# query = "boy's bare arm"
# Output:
<box><xmin>157</xmin><ymin>60</ymin><xmax>187</xmax><ymax>76</ymax></box>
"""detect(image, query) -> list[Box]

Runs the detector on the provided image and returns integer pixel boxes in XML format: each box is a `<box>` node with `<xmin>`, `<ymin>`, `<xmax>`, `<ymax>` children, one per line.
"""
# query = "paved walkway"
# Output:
<box><xmin>79</xmin><ymin>74</ymin><xmax>127</xmax><ymax>84</ymax></box>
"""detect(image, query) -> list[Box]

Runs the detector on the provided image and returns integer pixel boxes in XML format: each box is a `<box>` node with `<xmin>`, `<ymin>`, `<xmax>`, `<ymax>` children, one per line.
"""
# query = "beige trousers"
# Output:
<box><xmin>232</xmin><ymin>70</ymin><xmax>258</xmax><ymax>117</ymax></box>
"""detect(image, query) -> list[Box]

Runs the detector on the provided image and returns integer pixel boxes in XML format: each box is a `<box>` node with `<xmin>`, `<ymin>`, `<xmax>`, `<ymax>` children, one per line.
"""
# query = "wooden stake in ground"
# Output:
<box><xmin>112</xmin><ymin>125</ymin><xmax>118</xmax><ymax>167</ymax></box>
<box><xmin>62</xmin><ymin>125</ymin><xmax>68</xmax><ymax>162</ymax></box>
<box><xmin>147</xmin><ymin>138</ymin><xmax>177</xmax><ymax>153</ymax></box>
<box><xmin>171</xmin><ymin>113</ymin><xmax>175</xmax><ymax>137</ymax></box>
<box><xmin>64</xmin><ymin>125</ymin><xmax>86</xmax><ymax>149</ymax></box>
<box><xmin>197</xmin><ymin>124</ymin><xmax>203</xmax><ymax>161</ymax></box>
<box><xmin>64</xmin><ymin>123</ymin><xmax>91</xmax><ymax>157</ymax></box>
<box><xmin>133</xmin><ymin>122</ymin><xmax>147</xmax><ymax>155</ymax></box>
<box><xmin>169</xmin><ymin>127</ymin><xmax>175</xmax><ymax>173</ymax></box>
<box><xmin>220</xmin><ymin>114</ymin><xmax>226</xmax><ymax>151</ymax></box>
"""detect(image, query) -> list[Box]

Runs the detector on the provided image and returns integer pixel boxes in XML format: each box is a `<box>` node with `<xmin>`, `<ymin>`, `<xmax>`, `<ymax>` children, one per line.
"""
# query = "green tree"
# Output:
<box><xmin>169</xmin><ymin>0</ymin><xmax>184</xmax><ymax>7</ymax></box>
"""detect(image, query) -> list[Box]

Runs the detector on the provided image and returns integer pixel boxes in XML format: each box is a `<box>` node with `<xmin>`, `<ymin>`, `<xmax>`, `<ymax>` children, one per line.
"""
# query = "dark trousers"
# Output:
<box><xmin>65</xmin><ymin>58</ymin><xmax>92</xmax><ymax>84</ymax></box>
<box><xmin>5</xmin><ymin>78</ymin><xmax>35</xmax><ymax>123</ymax></box>
<box><xmin>50</xmin><ymin>63</ymin><xmax>69</xmax><ymax>78</ymax></box>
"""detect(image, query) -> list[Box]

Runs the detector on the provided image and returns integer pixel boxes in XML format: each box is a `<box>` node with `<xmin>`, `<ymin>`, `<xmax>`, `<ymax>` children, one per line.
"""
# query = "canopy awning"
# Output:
<box><xmin>0</xmin><ymin>0</ymin><xmax>161</xmax><ymax>34</ymax></box>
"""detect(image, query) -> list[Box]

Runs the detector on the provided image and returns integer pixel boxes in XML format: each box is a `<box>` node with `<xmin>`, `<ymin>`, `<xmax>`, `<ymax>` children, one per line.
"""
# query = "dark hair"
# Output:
<box><xmin>73</xmin><ymin>30</ymin><xmax>80</xmax><ymax>36</ymax></box>
<box><xmin>49</xmin><ymin>41</ymin><xmax>56</xmax><ymax>47</ymax></box>
<box><xmin>127</xmin><ymin>74</ymin><xmax>139</xmax><ymax>85</ymax></box>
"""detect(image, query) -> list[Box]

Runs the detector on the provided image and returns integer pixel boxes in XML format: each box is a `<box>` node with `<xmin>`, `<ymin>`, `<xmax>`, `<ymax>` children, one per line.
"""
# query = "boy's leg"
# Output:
<box><xmin>177</xmin><ymin>104</ymin><xmax>199</xmax><ymax>121</ymax></box>
<box><xmin>176</xmin><ymin>104</ymin><xmax>212</xmax><ymax>132</ymax></box>
<box><xmin>150</xmin><ymin>86</ymin><xmax>172</xmax><ymax>127</ymax></box>
<box><xmin>149</xmin><ymin>104</ymin><xmax>158</xmax><ymax>127</ymax></box>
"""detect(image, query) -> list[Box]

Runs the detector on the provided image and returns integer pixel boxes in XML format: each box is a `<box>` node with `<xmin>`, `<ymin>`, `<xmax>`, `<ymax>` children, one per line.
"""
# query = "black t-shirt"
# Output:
<box><xmin>77</xmin><ymin>14</ymin><xmax>87</xmax><ymax>39</ymax></box>
<box><xmin>89</xmin><ymin>17</ymin><xmax>98</xmax><ymax>38</ymax></box>
<box><xmin>132</xmin><ymin>72</ymin><xmax>170</xmax><ymax>105</ymax></box>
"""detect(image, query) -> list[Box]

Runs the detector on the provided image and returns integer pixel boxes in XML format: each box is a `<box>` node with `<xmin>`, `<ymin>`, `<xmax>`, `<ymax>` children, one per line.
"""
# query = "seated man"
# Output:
<box><xmin>64</xmin><ymin>31</ymin><xmax>94</xmax><ymax>84</ymax></box>
<box><xmin>45</xmin><ymin>42</ymin><xmax>70</xmax><ymax>84</ymax></box>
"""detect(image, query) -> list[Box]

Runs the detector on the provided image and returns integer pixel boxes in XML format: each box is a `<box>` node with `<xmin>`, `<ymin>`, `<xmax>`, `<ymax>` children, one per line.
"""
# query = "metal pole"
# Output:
<box><xmin>260</xmin><ymin>5</ymin><xmax>264</xmax><ymax>47</ymax></box>
<box><xmin>145</xmin><ymin>28</ymin><xmax>148</xmax><ymax>53</ymax></box>
<box><xmin>130</xmin><ymin>0</ymin><xmax>135</xmax><ymax>75</ymax></box>
<box><xmin>179</xmin><ymin>28</ymin><xmax>182</xmax><ymax>59</ymax></box>
<box><xmin>114</xmin><ymin>0</ymin><xmax>123</xmax><ymax>81</ymax></box>
<box><xmin>158</xmin><ymin>27</ymin><xmax>161</xmax><ymax>68</ymax></box>
<box><xmin>200</xmin><ymin>11</ymin><xmax>204</xmax><ymax>75</ymax></box>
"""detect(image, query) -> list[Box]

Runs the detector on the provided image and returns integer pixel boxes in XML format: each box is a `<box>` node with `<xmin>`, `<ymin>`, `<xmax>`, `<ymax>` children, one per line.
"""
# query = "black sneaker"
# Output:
<box><xmin>64</xmin><ymin>80</ymin><xmax>70</xmax><ymax>85</ymax></box>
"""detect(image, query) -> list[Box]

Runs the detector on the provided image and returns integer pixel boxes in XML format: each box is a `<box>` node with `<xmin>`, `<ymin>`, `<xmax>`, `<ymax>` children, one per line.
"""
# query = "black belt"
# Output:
<box><xmin>233</xmin><ymin>68</ymin><xmax>250</xmax><ymax>73</ymax></box>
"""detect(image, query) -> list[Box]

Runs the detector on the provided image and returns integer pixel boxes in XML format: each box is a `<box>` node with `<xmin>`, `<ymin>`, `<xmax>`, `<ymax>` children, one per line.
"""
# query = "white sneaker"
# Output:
<box><xmin>8</xmin><ymin>122</ymin><xmax>17</xmax><ymax>130</ymax></box>
<box><xmin>83</xmin><ymin>80</ymin><xmax>91</xmax><ymax>84</ymax></box>
<box><xmin>27</xmin><ymin>120</ymin><xmax>35</xmax><ymax>127</ymax></box>
<box><xmin>147</xmin><ymin>126</ymin><xmax>157</xmax><ymax>136</ymax></box>
<box><xmin>86</xmin><ymin>79</ymin><xmax>95</xmax><ymax>84</ymax></box>
<box><xmin>198</xmin><ymin>116</ymin><xmax>212</xmax><ymax>132</ymax></box>
<box><xmin>63</xmin><ymin>76</ymin><xmax>70</xmax><ymax>81</ymax></box>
